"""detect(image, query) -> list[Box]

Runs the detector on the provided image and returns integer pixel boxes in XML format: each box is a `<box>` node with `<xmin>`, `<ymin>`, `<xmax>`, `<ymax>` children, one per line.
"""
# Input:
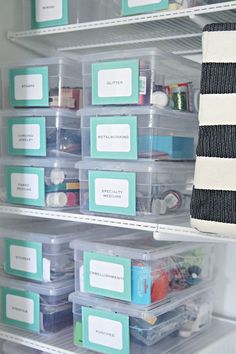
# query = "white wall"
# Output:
<box><xmin>0</xmin><ymin>0</ymin><xmax>36</xmax><ymax>63</ymax></box>
<box><xmin>214</xmin><ymin>244</ymin><xmax>236</xmax><ymax>319</ymax></box>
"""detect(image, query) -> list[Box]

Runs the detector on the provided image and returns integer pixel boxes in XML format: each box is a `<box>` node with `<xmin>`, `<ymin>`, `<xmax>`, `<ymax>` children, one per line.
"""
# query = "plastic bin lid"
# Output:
<box><xmin>70</xmin><ymin>228</ymin><xmax>211</xmax><ymax>261</ymax></box>
<box><xmin>0</xmin><ymin>271</ymin><xmax>74</xmax><ymax>296</ymax></box>
<box><xmin>0</xmin><ymin>157</ymin><xmax>80</xmax><ymax>169</ymax></box>
<box><xmin>1</xmin><ymin>108</ymin><xmax>78</xmax><ymax>119</ymax></box>
<box><xmin>69</xmin><ymin>284</ymin><xmax>212</xmax><ymax>319</ymax></box>
<box><xmin>4</xmin><ymin>56</ymin><xmax>81</xmax><ymax>68</ymax></box>
<box><xmin>0</xmin><ymin>220</ymin><xmax>89</xmax><ymax>246</ymax></box>
<box><xmin>76</xmin><ymin>159</ymin><xmax>194</xmax><ymax>173</ymax></box>
<box><xmin>78</xmin><ymin>106</ymin><xmax>198</xmax><ymax>121</ymax></box>
<box><xmin>81</xmin><ymin>47</ymin><xmax>199</xmax><ymax>69</ymax></box>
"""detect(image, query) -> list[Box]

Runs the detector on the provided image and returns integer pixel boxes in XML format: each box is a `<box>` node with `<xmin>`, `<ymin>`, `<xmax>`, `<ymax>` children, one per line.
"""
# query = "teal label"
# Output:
<box><xmin>84</xmin><ymin>252</ymin><xmax>131</xmax><ymax>301</ymax></box>
<box><xmin>122</xmin><ymin>0</ymin><xmax>169</xmax><ymax>16</ymax></box>
<box><xmin>32</xmin><ymin>0</ymin><xmax>69</xmax><ymax>29</ymax></box>
<box><xmin>90</xmin><ymin>116</ymin><xmax>138</xmax><ymax>160</ymax></box>
<box><xmin>82</xmin><ymin>307</ymin><xmax>130</xmax><ymax>354</ymax></box>
<box><xmin>9</xmin><ymin>66</ymin><xmax>49</xmax><ymax>108</ymax></box>
<box><xmin>89</xmin><ymin>171</ymin><xmax>136</xmax><ymax>216</ymax></box>
<box><xmin>6</xmin><ymin>166</ymin><xmax>45</xmax><ymax>207</ymax></box>
<box><xmin>7</xmin><ymin>117</ymin><xmax>46</xmax><ymax>157</ymax></box>
<box><xmin>5</xmin><ymin>239</ymin><xmax>43</xmax><ymax>281</ymax></box>
<box><xmin>92</xmin><ymin>59</ymin><xmax>139</xmax><ymax>105</ymax></box>
<box><xmin>1</xmin><ymin>287</ymin><xmax>40</xmax><ymax>333</ymax></box>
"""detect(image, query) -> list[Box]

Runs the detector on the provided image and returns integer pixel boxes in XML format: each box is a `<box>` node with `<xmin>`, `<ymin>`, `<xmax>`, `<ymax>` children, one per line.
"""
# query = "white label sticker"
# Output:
<box><xmin>128</xmin><ymin>0</ymin><xmax>162</xmax><ymax>7</ymax></box>
<box><xmin>98</xmin><ymin>68</ymin><xmax>132</xmax><ymax>98</ymax></box>
<box><xmin>96</xmin><ymin>124</ymin><xmax>131</xmax><ymax>153</ymax></box>
<box><xmin>14</xmin><ymin>74</ymin><xmax>43</xmax><ymax>101</ymax></box>
<box><xmin>95</xmin><ymin>178</ymin><xmax>129</xmax><ymax>208</ymax></box>
<box><xmin>11</xmin><ymin>173</ymin><xmax>39</xmax><ymax>200</ymax></box>
<box><xmin>88</xmin><ymin>315</ymin><xmax>123</xmax><ymax>350</ymax></box>
<box><xmin>10</xmin><ymin>245</ymin><xmax>37</xmax><ymax>274</ymax></box>
<box><xmin>6</xmin><ymin>294</ymin><xmax>34</xmax><ymax>324</ymax></box>
<box><xmin>89</xmin><ymin>260</ymin><xmax>125</xmax><ymax>293</ymax></box>
<box><xmin>35</xmin><ymin>0</ymin><xmax>63</xmax><ymax>22</ymax></box>
<box><xmin>12</xmin><ymin>124</ymin><xmax>40</xmax><ymax>150</ymax></box>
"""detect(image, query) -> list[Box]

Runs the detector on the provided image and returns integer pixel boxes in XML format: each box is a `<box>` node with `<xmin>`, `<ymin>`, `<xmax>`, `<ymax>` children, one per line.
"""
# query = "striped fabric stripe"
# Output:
<box><xmin>201</xmin><ymin>63</ymin><xmax>236</xmax><ymax>95</ymax></box>
<box><xmin>190</xmin><ymin>23</ymin><xmax>236</xmax><ymax>234</ymax></box>
<box><xmin>197</xmin><ymin>125</ymin><xmax>236</xmax><ymax>158</ymax></box>
<box><xmin>191</xmin><ymin>188</ymin><xmax>236</xmax><ymax>224</ymax></box>
<box><xmin>199</xmin><ymin>94</ymin><xmax>236</xmax><ymax>126</ymax></box>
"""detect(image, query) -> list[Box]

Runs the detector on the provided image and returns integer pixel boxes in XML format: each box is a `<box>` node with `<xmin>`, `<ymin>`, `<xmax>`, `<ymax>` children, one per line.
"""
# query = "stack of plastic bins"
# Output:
<box><xmin>69</xmin><ymin>228</ymin><xmax>215</xmax><ymax>352</ymax></box>
<box><xmin>0</xmin><ymin>57</ymin><xmax>82</xmax><ymax>335</ymax></box>
<box><xmin>78</xmin><ymin>47</ymin><xmax>200</xmax><ymax>222</ymax></box>
<box><xmin>0</xmin><ymin>219</ymin><xmax>95</xmax><ymax>334</ymax></box>
<box><xmin>0</xmin><ymin>57</ymin><xmax>82</xmax><ymax>210</ymax></box>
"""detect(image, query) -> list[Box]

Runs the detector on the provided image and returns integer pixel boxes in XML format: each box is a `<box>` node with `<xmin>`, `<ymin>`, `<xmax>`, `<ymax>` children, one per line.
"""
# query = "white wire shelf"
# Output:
<box><xmin>0</xmin><ymin>205</ymin><xmax>236</xmax><ymax>242</ymax></box>
<box><xmin>0</xmin><ymin>318</ymin><xmax>235</xmax><ymax>354</ymax></box>
<box><xmin>7</xmin><ymin>1</ymin><xmax>236</xmax><ymax>56</ymax></box>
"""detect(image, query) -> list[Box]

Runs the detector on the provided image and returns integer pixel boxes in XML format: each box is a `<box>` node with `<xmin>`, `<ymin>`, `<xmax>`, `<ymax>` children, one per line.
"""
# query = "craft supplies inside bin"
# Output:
<box><xmin>0</xmin><ymin>157</ymin><xmax>80</xmax><ymax>209</ymax></box>
<box><xmin>79</xmin><ymin>106</ymin><xmax>198</xmax><ymax>161</ymax></box>
<box><xmin>0</xmin><ymin>109</ymin><xmax>81</xmax><ymax>158</ymax></box>
<box><xmin>21</xmin><ymin>0</ymin><xmax>120</xmax><ymax>30</ymax></box>
<box><xmin>71</xmin><ymin>228</ymin><xmax>214</xmax><ymax>305</ymax></box>
<box><xmin>70</xmin><ymin>286</ymin><xmax>213</xmax><ymax>353</ymax></box>
<box><xmin>77</xmin><ymin>159</ymin><xmax>194</xmax><ymax>220</ymax></box>
<box><xmin>2</xmin><ymin>57</ymin><xmax>82</xmax><ymax>110</ymax></box>
<box><xmin>0</xmin><ymin>271</ymin><xmax>74</xmax><ymax>334</ymax></box>
<box><xmin>0</xmin><ymin>220</ymin><xmax>94</xmax><ymax>283</ymax></box>
<box><xmin>82</xmin><ymin>47</ymin><xmax>200</xmax><ymax>108</ymax></box>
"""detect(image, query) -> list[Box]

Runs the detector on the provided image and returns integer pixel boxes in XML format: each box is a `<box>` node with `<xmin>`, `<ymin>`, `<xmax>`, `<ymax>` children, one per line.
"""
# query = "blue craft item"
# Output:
<box><xmin>139</xmin><ymin>136</ymin><xmax>194</xmax><ymax>159</ymax></box>
<box><xmin>132</xmin><ymin>264</ymin><xmax>151</xmax><ymax>305</ymax></box>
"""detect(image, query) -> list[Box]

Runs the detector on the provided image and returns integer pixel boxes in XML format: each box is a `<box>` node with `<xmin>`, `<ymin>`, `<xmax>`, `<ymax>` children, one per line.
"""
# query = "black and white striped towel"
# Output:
<box><xmin>191</xmin><ymin>23</ymin><xmax>236</xmax><ymax>235</ymax></box>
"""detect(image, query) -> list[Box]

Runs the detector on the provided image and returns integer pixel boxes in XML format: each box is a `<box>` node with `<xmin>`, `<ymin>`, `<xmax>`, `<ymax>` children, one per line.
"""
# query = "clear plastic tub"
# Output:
<box><xmin>0</xmin><ymin>220</ymin><xmax>93</xmax><ymax>283</ymax></box>
<box><xmin>82</xmin><ymin>47</ymin><xmax>200</xmax><ymax>108</ymax></box>
<box><xmin>21</xmin><ymin>0</ymin><xmax>121</xmax><ymax>30</ymax></box>
<box><xmin>0</xmin><ymin>157</ymin><xmax>80</xmax><ymax>209</ymax></box>
<box><xmin>79</xmin><ymin>106</ymin><xmax>198</xmax><ymax>161</ymax></box>
<box><xmin>2</xmin><ymin>57</ymin><xmax>82</xmax><ymax>110</ymax></box>
<box><xmin>121</xmin><ymin>0</ymin><xmax>209</xmax><ymax>16</ymax></box>
<box><xmin>0</xmin><ymin>109</ymin><xmax>81</xmax><ymax>158</ymax></box>
<box><xmin>0</xmin><ymin>271</ymin><xmax>74</xmax><ymax>334</ymax></box>
<box><xmin>71</xmin><ymin>228</ymin><xmax>214</xmax><ymax>305</ymax></box>
<box><xmin>77</xmin><ymin>160</ymin><xmax>194</xmax><ymax>220</ymax></box>
<box><xmin>70</xmin><ymin>286</ymin><xmax>213</xmax><ymax>353</ymax></box>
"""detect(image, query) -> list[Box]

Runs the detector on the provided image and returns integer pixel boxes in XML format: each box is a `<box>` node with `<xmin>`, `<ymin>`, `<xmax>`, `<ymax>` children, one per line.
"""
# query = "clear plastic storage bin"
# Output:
<box><xmin>21</xmin><ymin>0</ymin><xmax>121</xmax><ymax>30</ymax></box>
<box><xmin>79</xmin><ymin>106</ymin><xmax>198</xmax><ymax>161</ymax></box>
<box><xmin>70</xmin><ymin>286</ymin><xmax>213</xmax><ymax>353</ymax></box>
<box><xmin>0</xmin><ymin>158</ymin><xmax>80</xmax><ymax>209</ymax></box>
<box><xmin>71</xmin><ymin>228</ymin><xmax>214</xmax><ymax>305</ymax></box>
<box><xmin>0</xmin><ymin>272</ymin><xmax>74</xmax><ymax>334</ymax></box>
<box><xmin>121</xmin><ymin>0</ymin><xmax>209</xmax><ymax>16</ymax></box>
<box><xmin>0</xmin><ymin>109</ymin><xmax>81</xmax><ymax>158</ymax></box>
<box><xmin>77</xmin><ymin>160</ymin><xmax>194</xmax><ymax>220</ymax></box>
<box><xmin>2</xmin><ymin>57</ymin><xmax>82</xmax><ymax>110</ymax></box>
<box><xmin>0</xmin><ymin>220</ymin><xmax>93</xmax><ymax>283</ymax></box>
<box><xmin>82</xmin><ymin>48</ymin><xmax>200</xmax><ymax>108</ymax></box>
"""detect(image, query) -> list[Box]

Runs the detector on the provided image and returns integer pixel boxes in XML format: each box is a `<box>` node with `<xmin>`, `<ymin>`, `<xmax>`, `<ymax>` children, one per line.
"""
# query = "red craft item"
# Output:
<box><xmin>151</xmin><ymin>271</ymin><xmax>169</xmax><ymax>302</ymax></box>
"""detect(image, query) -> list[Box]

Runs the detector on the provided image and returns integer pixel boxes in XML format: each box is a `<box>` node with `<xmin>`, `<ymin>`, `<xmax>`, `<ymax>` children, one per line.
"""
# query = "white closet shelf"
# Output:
<box><xmin>0</xmin><ymin>318</ymin><xmax>235</xmax><ymax>354</ymax></box>
<box><xmin>7</xmin><ymin>1</ymin><xmax>236</xmax><ymax>55</ymax></box>
<box><xmin>0</xmin><ymin>205</ymin><xmax>235</xmax><ymax>242</ymax></box>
